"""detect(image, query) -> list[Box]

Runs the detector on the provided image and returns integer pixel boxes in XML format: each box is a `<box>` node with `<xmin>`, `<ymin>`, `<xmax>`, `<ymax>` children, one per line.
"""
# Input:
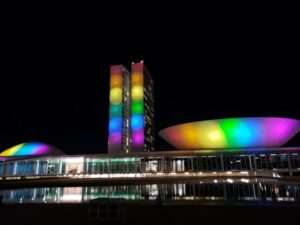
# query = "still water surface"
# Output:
<box><xmin>2</xmin><ymin>178</ymin><xmax>300</xmax><ymax>205</ymax></box>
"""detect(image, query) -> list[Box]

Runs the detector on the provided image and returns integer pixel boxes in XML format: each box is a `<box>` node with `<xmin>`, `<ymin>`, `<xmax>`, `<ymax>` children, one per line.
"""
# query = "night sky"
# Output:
<box><xmin>1</xmin><ymin>2</ymin><xmax>299</xmax><ymax>154</ymax></box>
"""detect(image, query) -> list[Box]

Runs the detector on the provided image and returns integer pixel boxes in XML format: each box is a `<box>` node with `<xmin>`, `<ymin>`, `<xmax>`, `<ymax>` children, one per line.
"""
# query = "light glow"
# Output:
<box><xmin>108</xmin><ymin>66</ymin><xmax>123</xmax><ymax>149</ymax></box>
<box><xmin>0</xmin><ymin>142</ymin><xmax>62</xmax><ymax>157</ymax></box>
<box><xmin>131</xmin><ymin>86</ymin><xmax>143</xmax><ymax>101</ymax></box>
<box><xmin>109</xmin><ymin>88</ymin><xmax>122</xmax><ymax>105</ymax></box>
<box><xmin>159</xmin><ymin>117</ymin><xmax>300</xmax><ymax>149</ymax></box>
<box><xmin>131</xmin><ymin>62</ymin><xmax>144</xmax><ymax>147</ymax></box>
<box><xmin>131</xmin><ymin>115</ymin><xmax>143</xmax><ymax>130</ymax></box>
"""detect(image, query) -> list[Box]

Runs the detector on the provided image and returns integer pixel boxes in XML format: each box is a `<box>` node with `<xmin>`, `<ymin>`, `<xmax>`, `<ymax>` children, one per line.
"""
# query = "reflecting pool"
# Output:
<box><xmin>2</xmin><ymin>178</ymin><xmax>300</xmax><ymax>205</ymax></box>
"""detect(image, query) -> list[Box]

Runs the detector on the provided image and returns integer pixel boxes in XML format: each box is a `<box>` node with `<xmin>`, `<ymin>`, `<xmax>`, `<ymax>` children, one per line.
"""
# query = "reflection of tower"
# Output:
<box><xmin>108</xmin><ymin>65</ymin><xmax>131</xmax><ymax>153</ymax></box>
<box><xmin>107</xmin><ymin>61</ymin><xmax>154</xmax><ymax>153</ymax></box>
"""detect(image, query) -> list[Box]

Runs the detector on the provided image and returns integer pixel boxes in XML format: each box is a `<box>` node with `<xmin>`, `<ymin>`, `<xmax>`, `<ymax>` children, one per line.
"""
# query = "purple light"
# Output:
<box><xmin>132</xmin><ymin>130</ymin><xmax>144</xmax><ymax>145</ymax></box>
<box><xmin>32</xmin><ymin>143</ymin><xmax>51</xmax><ymax>155</ymax></box>
<box><xmin>263</xmin><ymin>118</ymin><xmax>300</xmax><ymax>146</ymax></box>
<box><xmin>109</xmin><ymin>133</ymin><xmax>122</xmax><ymax>144</ymax></box>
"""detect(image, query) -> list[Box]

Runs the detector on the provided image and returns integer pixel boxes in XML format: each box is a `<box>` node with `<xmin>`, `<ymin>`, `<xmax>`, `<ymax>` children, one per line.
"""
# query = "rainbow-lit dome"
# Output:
<box><xmin>0</xmin><ymin>142</ymin><xmax>64</xmax><ymax>157</ymax></box>
<box><xmin>159</xmin><ymin>117</ymin><xmax>300</xmax><ymax>149</ymax></box>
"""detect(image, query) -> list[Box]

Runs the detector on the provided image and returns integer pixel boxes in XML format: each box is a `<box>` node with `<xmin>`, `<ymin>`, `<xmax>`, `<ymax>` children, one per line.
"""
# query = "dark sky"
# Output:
<box><xmin>1</xmin><ymin>2</ymin><xmax>299</xmax><ymax>154</ymax></box>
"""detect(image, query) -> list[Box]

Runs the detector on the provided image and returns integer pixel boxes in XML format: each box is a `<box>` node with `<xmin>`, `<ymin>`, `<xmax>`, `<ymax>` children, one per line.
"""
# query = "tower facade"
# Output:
<box><xmin>131</xmin><ymin>62</ymin><xmax>155</xmax><ymax>152</ymax></box>
<box><xmin>108</xmin><ymin>61</ymin><xmax>154</xmax><ymax>153</ymax></box>
<box><xmin>108</xmin><ymin>65</ymin><xmax>131</xmax><ymax>153</ymax></box>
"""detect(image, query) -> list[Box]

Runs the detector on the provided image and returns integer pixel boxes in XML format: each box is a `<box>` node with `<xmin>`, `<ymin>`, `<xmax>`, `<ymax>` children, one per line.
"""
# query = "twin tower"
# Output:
<box><xmin>108</xmin><ymin>61</ymin><xmax>154</xmax><ymax>153</ymax></box>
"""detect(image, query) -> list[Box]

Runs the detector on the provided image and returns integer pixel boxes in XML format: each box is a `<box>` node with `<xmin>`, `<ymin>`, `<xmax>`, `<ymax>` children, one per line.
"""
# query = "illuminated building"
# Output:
<box><xmin>159</xmin><ymin>117</ymin><xmax>300</xmax><ymax>149</ymax></box>
<box><xmin>1</xmin><ymin>63</ymin><xmax>300</xmax><ymax>180</ymax></box>
<box><xmin>108</xmin><ymin>61</ymin><xmax>154</xmax><ymax>153</ymax></box>
<box><xmin>108</xmin><ymin>65</ymin><xmax>131</xmax><ymax>153</ymax></box>
<box><xmin>131</xmin><ymin>61</ymin><xmax>154</xmax><ymax>152</ymax></box>
<box><xmin>0</xmin><ymin>142</ymin><xmax>63</xmax><ymax>157</ymax></box>
<box><xmin>1</xmin><ymin>117</ymin><xmax>300</xmax><ymax>178</ymax></box>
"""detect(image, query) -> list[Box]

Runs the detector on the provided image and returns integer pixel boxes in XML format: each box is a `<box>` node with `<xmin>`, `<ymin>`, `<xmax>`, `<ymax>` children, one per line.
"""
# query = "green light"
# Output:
<box><xmin>110</xmin><ymin>105</ymin><xmax>122</xmax><ymax>117</ymax></box>
<box><xmin>131</xmin><ymin>102</ymin><xmax>144</xmax><ymax>114</ymax></box>
<box><xmin>220</xmin><ymin>119</ymin><xmax>241</xmax><ymax>146</ymax></box>
<box><xmin>110</xmin><ymin>157</ymin><xmax>140</xmax><ymax>163</ymax></box>
<box><xmin>87</xmin><ymin>159</ymin><xmax>109</xmax><ymax>163</ymax></box>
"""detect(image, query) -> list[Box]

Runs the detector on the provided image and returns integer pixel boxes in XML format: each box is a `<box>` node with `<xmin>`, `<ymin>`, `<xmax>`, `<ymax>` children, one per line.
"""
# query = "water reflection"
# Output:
<box><xmin>2</xmin><ymin>178</ymin><xmax>300</xmax><ymax>205</ymax></box>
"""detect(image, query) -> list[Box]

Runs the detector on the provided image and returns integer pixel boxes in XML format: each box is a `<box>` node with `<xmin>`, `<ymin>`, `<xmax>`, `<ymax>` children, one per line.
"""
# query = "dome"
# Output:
<box><xmin>159</xmin><ymin>117</ymin><xmax>300</xmax><ymax>149</ymax></box>
<box><xmin>0</xmin><ymin>142</ymin><xmax>64</xmax><ymax>157</ymax></box>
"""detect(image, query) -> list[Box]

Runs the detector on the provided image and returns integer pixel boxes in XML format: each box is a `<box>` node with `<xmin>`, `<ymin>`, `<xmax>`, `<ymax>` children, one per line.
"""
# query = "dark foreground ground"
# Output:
<box><xmin>0</xmin><ymin>202</ymin><xmax>299</xmax><ymax>225</ymax></box>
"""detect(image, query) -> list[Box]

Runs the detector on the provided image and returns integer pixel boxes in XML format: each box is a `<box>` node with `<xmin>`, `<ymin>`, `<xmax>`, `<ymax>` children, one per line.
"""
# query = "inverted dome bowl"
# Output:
<box><xmin>159</xmin><ymin>117</ymin><xmax>300</xmax><ymax>149</ymax></box>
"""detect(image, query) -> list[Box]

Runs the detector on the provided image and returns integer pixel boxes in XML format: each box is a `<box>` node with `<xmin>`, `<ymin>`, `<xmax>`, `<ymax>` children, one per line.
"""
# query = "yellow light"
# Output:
<box><xmin>131</xmin><ymin>72</ymin><xmax>143</xmax><ymax>85</ymax></box>
<box><xmin>110</xmin><ymin>88</ymin><xmax>122</xmax><ymax>105</ymax></box>
<box><xmin>0</xmin><ymin>143</ymin><xmax>24</xmax><ymax>156</ymax></box>
<box><xmin>110</xmin><ymin>74</ymin><xmax>122</xmax><ymax>88</ymax></box>
<box><xmin>209</xmin><ymin>132</ymin><xmax>221</xmax><ymax>141</ymax></box>
<box><xmin>197</xmin><ymin>121</ymin><xmax>226</xmax><ymax>148</ymax></box>
<box><xmin>131</xmin><ymin>86</ymin><xmax>143</xmax><ymax>101</ymax></box>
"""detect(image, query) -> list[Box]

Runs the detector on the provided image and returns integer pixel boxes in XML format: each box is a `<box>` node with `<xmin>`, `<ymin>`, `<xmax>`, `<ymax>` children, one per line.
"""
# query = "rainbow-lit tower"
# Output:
<box><xmin>131</xmin><ymin>61</ymin><xmax>154</xmax><ymax>152</ymax></box>
<box><xmin>108</xmin><ymin>61</ymin><xmax>154</xmax><ymax>153</ymax></box>
<box><xmin>108</xmin><ymin>65</ymin><xmax>131</xmax><ymax>153</ymax></box>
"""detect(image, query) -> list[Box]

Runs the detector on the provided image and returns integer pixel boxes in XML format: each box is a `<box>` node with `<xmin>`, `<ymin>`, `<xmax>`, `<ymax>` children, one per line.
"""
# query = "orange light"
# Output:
<box><xmin>110</xmin><ymin>74</ymin><xmax>122</xmax><ymax>88</ymax></box>
<box><xmin>131</xmin><ymin>73</ymin><xmax>143</xmax><ymax>85</ymax></box>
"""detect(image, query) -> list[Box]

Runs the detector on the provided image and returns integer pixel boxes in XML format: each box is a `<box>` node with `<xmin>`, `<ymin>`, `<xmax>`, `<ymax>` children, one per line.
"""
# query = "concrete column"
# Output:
<box><xmin>108</xmin><ymin>158</ymin><xmax>112</xmax><ymax>176</ymax></box>
<box><xmin>253</xmin><ymin>154</ymin><xmax>257</xmax><ymax>171</ymax></box>
<box><xmin>220</xmin><ymin>154</ymin><xmax>224</xmax><ymax>171</ymax></box>
<box><xmin>35</xmin><ymin>160</ymin><xmax>40</xmax><ymax>175</ymax></box>
<box><xmin>248</xmin><ymin>155</ymin><xmax>253</xmax><ymax>171</ymax></box>
<box><xmin>58</xmin><ymin>159</ymin><xmax>63</xmax><ymax>174</ymax></box>
<box><xmin>287</xmin><ymin>153</ymin><xmax>293</xmax><ymax>176</ymax></box>
<box><xmin>45</xmin><ymin>159</ymin><xmax>49</xmax><ymax>175</ymax></box>
<box><xmin>161</xmin><ymin>156</ymin><xmax>165</xmax><ymax>173</ymax></box>
<box><xmin>190</xmin><ymin>157</ymin><xmax>194</xmax><ymax>172</ymax></box>
<box><xmin>13</xmin><ymin>162</ymin><xmax>17</xmax><ymax>175</ymax></box>
<box><xmin>82</xmin><ymin>157</ymin><xmax>86</xmax><ymax>174</ymax></box>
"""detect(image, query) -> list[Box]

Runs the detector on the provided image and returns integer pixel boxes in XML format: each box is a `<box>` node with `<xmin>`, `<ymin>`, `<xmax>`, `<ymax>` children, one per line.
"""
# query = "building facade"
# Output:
<box><xmin>1</xmin><ymin>148</ymin><xmax>300</xmax><ymax>177</ymax></box>
<box><xmin>108</xmin><ymin>61</ymin><xmax>154</xmax><ymax>153</ymax></box>
<box><xmin>131</xmin><ymin>62</ymin><xmax>154</xmax><ymax>152</ymax></box>
<box><xmin>108</xmin><ymin>65</ymin><xmax>131</xmax><ymax>153</ymax></box>
<box><xmin>1</xmin><ymin>64</ymin><xmax>300</xmax><ymax>181</ymax></box>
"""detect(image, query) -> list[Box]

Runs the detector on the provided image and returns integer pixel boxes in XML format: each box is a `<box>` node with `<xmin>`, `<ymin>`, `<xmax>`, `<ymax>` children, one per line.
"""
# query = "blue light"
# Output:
<box><xmin>15</xmin><ymin>143</ymin><xmax>39</xmax><ymax>156</ymax></box>
<box><xmin>235</xmin><ymin>123</ymin><xmax>253</xmax><ymax>146</ymax></box>
<box><xmin>131</xmin><ymin>115</ymin><xmax>143</xmax><ymax>130</ymax></box>
<box><xmin>109</xmin><ymin>118</ymin><xmax>122</xmax><ymax>133</ymax></box>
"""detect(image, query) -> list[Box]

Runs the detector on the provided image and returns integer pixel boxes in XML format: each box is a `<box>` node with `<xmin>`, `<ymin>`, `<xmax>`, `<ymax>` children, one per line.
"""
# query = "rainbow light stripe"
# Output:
<box><xmin>159</xmin><ymin>117</ymin><xmax>300</xmax><ymax>149</ymax></box>
<box><xmin>108</xmin><ymin>66</ymin><xmax>123</xmax><ymax>150</ymax></box>
<box><xmin>131</xmin><ymin>63</ymin><xmax>144</xmax><ymax>148</ymax></box>
<box><xmin>0</xmin><ymin>142</ymin><xmax>61</xmax><ymax>156</ymax></box>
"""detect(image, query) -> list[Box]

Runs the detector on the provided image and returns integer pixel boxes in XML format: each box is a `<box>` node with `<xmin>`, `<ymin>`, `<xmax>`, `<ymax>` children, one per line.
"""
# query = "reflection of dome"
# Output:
<box><xmin>0</xmin><ymin>142</ymin><xmax>64</xmax><ymax>157</ymax></box>
<box><xmin>159</xmin><ymin>117</ymin><xmax>300</xmax><ymax>149</ymax></box>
